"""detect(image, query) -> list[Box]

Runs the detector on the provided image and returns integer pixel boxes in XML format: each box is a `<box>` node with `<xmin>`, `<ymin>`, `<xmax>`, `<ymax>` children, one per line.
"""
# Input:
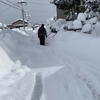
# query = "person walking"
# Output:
<box><xmin>38</xmin><ymin>24</ymin><xmax>47</xmax><ymax>45</ymax></box>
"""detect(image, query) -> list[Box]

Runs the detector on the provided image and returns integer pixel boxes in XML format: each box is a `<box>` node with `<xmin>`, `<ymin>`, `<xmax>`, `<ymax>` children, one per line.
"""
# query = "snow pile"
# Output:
<box><xmin>52</xmin><ymin>18</ymin><xmax>66</xmax><ymax>31</ymax></box>
<box><xmin>77</xmin><ymin>13</ymin><xmax>86</xmax><ymax>23</ymax></box>
<box><xmin>88</xmin><ymin>11</ymin><xmax>96</xmax><ymax>18</ymax></box>
<box><xmin>12</xmin><ymin>28</ymin><xmax>29</xmax><ymax>36</ymax></box>
<box><xmin>95</xmin><ymin>21</ymin><xmax>100</xmax><ymax>36</ymax></box>
<box><xmin>46</xmin><ymin>18</ymin><xmax>55</xmax><ymax>27</ymax></box>
<box><xmin>67</xmin><ymin>21</ymin><xmax>73</xmax><ymax>30</ymax></box>
<box><xmin>63</xmin><ymin>21</ymin><xmax>73</xmax><ymax>30</ymax></box>
<box><xmin>0</xmin><ymin>29</ymin><xmax>30</xmax><ymax>99</ymax></box>
<box><xmin>81</xmin><ymin>24</ymin><xmax>92</xmax><ymax>33</ymax></box>
<box><xmin>73</xmin><ymin>20</ymin><xmax>82</xmax><ymax>29</ymax></box>
<box><xmin>0</xmin><ymin>46</ymin><xmax>14</xmax><ymax>80</ymax></box>
<box><xmin>89</xmin><ymin>17</ymin><xmax>99</xmax><ymax>25</ymax></box>
<box><xmin>63</xmin><ymin>20</ymin><xmax>82</xmax><ymax>31</ymax></box>
<box><xmin>60</xmin><ymin>12</ymin><xmax>100</xmax><ymax>35</ymax></box>
<box><xmin>46</xmin><ymin>18</ymin><xmax>56</xmax><ymax>34</ymax></box>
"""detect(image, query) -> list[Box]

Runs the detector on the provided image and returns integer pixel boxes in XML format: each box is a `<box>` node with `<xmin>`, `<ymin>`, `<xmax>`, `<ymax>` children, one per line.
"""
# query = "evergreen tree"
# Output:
<box><xmin>52</xmin><ymin>0</ymin><xmax>85</xmax><ymax>20</ymax></box>
<box><xmin>85</xmin><ymin>0</ymin><xmax>100</xmax><ymax>19</ymax></box>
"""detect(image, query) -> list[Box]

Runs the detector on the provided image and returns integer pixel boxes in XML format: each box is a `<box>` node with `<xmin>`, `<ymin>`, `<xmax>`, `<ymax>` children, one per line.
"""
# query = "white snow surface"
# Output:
<box><xmin>73</xmin><ymin>20</ymin><xmax>82</xmax><ymax>29</ymax></box>
<box><xmin>77</xmin><ymin>13</ymin><xmax>86</xmax><ymax>22</ymax></box>
<box><xmin>89</xmin><ymin>17</ymin><xmax>99</xmax><ymax>25</ymax></box>
<box><xmin>52</xmin><ymin>18</ymin><xmax>66</xmax><ymax>31</ymax></box>
<box><xmin>0</xmin><ymin>20</ymin><xmax>100</xmax><ymax>100</ymax></box>
<box><xmin>95</xmin><ymin>21</ymin><xmax>100</xmax><ymax>36</ymax></box>
<box><xmin>81</xmin><ymin>23</ymin><xmax>92</xmax><ymax>33</ymax></box>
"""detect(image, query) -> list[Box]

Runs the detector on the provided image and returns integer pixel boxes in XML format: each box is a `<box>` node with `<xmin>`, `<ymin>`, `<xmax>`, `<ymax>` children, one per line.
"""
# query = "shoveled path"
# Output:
<box><xmin>30</xmin><ymin>73</ymin><xmax>43</xmax><ymax>100</ymax></box>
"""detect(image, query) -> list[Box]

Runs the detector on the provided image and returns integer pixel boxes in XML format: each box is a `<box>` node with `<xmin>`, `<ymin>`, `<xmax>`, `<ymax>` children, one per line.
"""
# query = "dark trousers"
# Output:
<box><xmin>39</xmin><ymin>36</ymin><xmax>45</xmax><ymax>45</ymax></box>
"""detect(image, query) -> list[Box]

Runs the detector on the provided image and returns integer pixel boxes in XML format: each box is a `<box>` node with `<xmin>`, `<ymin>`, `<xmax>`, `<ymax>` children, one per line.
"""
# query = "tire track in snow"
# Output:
<box><xmin>30</xmin><ymin>73</ymin><xmax>43</xmax><ymax>100</ymax></box>
<box><xmin>54</xmin><ymin>52</ymin><xmax>100</xmax><ymax>100</ymax></box>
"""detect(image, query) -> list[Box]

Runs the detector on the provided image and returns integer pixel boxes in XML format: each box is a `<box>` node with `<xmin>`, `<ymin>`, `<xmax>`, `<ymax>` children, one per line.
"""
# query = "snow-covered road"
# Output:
<box><xmin>12</xmin><ymin>31</ymin><xmax>100</xmax><ymax>100</ymax></box>
<box><xmin>16</xmin><ymin>35</ymin><xmax>100</xmax><ymax>100</ymax></box>
<box><xmin>45</xmin><ymin>51</ymin><xmax>100</xmax><ymax>100</ymax></box>
<box><xmin>1</xmin><ymin>29</ymin><xmax>100</xmax><ymax>100</ymax></box>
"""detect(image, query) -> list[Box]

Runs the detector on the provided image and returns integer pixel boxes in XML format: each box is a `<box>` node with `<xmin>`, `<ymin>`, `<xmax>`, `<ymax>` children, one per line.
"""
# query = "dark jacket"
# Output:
<box><xmin>38</xmin><ymin>25</ymin><xmax>47</xmax><ymax>38</ymax></box>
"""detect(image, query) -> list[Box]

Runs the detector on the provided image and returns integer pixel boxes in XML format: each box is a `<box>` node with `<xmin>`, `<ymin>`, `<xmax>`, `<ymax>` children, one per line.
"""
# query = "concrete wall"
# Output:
<box><xmin>57</xmin><ymin>7</ymin><xmax>66</xmax><ymax>19</ymax></box>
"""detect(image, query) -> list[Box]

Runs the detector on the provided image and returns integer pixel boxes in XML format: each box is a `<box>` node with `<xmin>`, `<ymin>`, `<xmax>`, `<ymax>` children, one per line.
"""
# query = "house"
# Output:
<box><xmin>7</xmin><ymin>19</ymin><xmax>28</xmax><ymax>29</ymax></box>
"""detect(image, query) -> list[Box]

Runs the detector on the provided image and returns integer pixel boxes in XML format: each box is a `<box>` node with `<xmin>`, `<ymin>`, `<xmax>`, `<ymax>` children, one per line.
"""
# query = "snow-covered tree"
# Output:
<box><xmin>52</xmin><ymin>0</ymin><xmax>85</xmax><ymax>20</ymax></box>
<box><xmin>85</xmin><ymin>0</ymin><xmax>100</xmax><ymax>19</ymax></box>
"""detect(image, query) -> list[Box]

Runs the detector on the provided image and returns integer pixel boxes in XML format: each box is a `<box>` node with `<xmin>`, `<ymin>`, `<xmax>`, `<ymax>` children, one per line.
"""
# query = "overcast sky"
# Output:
<box><xmin>1</xmin><ymin>0</ymin><xmax>56</xmax><ymax>25</ymax></box>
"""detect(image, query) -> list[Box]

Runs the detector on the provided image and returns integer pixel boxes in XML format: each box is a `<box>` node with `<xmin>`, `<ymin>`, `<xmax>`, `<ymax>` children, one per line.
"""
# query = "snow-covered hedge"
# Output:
<box><xmin>81</xmin><ymin>24</ymin><xmax>92</xmax><ymax>34</ymax></box>
<box><xmin>77</xmin><ymin>13</ymin><xmax>86</xmax><ymax>24</ymax></box>
<box><xmin>73</xmin><ymin>20</ymin><xmax>82</xmax><ymax>30</ymax></box>
<box><xmin>95</xmin><ymin>22</ymin><xmax>100</xmax><ymax>36</ymax></box>
<box><xmin>47</xmin><ymin>11</ymin><xmax>100</xmax><ymax>36</ymax></box>
<box><xmin>63</xmin><ymin>20</ymin><xmax>82</xmax><ymax>31</ymax></box>
<box><xmin>89</xmin><ymin>17</ymin><xmax>99</xmax><ymax>25</ymax></box>
<box><xmin>52</xmin><ymin>18</ymin><xmax>66</xmax><ymax>32</ymax></box>
<box><xmin>46</xmin><ymin>18</ymin><xmax>56</xmax><ymax>34</ymax></box>
<box><xmin>47</xmin><ymin>18</ymin><xmax>66</xmax><ymax>33</ymax></box>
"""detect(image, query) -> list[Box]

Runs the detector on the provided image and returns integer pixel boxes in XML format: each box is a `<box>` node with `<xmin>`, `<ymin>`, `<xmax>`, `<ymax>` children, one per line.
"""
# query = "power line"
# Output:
<box><xmin>1</xmin><ymin>0</ymin><xmax>20</xmax><ymax>10</ymax></box>
<box><xmin>2</xmin><ymin>2</ymin><xmax>20</xmax><ymax>12</ymax></box>
<box><xmin>0</xmin><ymin>0</ymin><xmax>21</xmax><ymax>10</ymax></box>
<box><xmin>5</xmin><ymin>0</ymin><xmax>22</xmax><ymax>9</ymax></box>
<box><xmin>2</xmin><ymin>6</ymin><xmax>11</xmax><ymax>12</ymax></box>
<box><xmin>2</xmin><ymin>1</ymin><xmax>43</xmax><ymax>12</ymax></box>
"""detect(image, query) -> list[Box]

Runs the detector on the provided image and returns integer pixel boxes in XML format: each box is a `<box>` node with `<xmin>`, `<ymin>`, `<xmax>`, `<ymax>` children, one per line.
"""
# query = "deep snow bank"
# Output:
<box><xmin>0</xmin><ymin>29</ymin><xmax>31</xmax><ymax>98</ymax></box>
<box><xmin>50</xmin><ymin>31</ymin><xmax>100</xmax><ymax>66</ymax></box>
<box><xmin>45</xmin><ymin>30</ymin><xmax>100</xmax><ymax>100</ymax></box>
<box><xmin>0</xmin><ymin>30</ymin><xmax>30</xmax><ymax>79</ymax></box>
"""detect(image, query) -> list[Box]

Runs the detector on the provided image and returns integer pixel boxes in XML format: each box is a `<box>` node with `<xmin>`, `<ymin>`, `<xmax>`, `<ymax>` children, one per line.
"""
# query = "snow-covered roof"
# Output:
<box><xmin>13</xmin><ymin>18</ymin><xmax>28</xmax><ymax>24</ymax></box>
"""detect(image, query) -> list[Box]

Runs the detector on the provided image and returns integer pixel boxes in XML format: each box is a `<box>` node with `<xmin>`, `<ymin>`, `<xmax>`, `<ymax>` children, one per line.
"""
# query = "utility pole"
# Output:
<box><xmin>18</xmin><ymin>0</ymin><xmax>26</xmax><ymax>31</ymax></box>
<box><xmin>25</xmin><ymin>10</ymin><xmax>31</xmax><ymax>28</ymax></box>
<box><xmin>0</xmin><ymin>0</ymin><xmax>5</xmax><ymax>37</ymax></box>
